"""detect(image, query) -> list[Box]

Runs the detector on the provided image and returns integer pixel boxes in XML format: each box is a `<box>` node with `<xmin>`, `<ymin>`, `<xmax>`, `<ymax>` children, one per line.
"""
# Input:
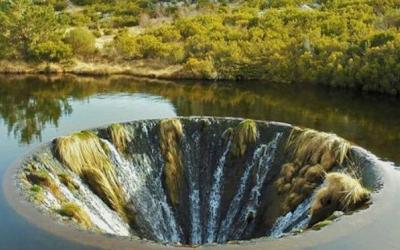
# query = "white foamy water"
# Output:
<box><xmin>206</xmin><ymin>140</ymin><xmax>232</xmax><ymax>243</ymax></box>
<box><xmin>225</xmin><ymin>133</ymin><xmax>282</xmax><ymax>240</ymax></box>
<box><xmin>102</xmin><ymin>138</ymin><xmax>181</xmax><ymax>243</ymax></box>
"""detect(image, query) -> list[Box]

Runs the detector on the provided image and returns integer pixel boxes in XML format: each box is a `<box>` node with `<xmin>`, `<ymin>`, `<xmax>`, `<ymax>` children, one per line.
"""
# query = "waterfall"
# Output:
<box><xmin>223</xmin><ymin>133</ymin><xmax>282</xmax><ymax>240</ymax></box>
<box><xmin>182</xmin><ymin>132</ymin><xmax>202</xmax><ymax>244</ymax></box>
<box><xmin>22</xmin><ymin>119</ymin><xmax>358</xmax><ymax>246</ymax></box>
<box><xmin>206</xmin><ymin>140</ymin><xmax>232</xmax><ymax>243</ymax></box>
<box><xmin>102</xmin><ymin>139</ymin><xmax>181</xmax><ymax>242</ymax></box>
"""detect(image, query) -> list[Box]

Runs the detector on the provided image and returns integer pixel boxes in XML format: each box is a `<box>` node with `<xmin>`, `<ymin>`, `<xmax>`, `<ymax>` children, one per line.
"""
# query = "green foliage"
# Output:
<box><xmin>0</xmin><ymin>1</ymin><xmax>71</xmax><ymax>61</ymax></box>
<box><xmin>108</xmin><ymin>31</ymin><xmax>141</xmax><ymax>59</ymax></box>
<box><xmin>184</xmin><ymin>58</ymin><xmax>216</xmax><ymax>78</ymax></box>
<box><xmin>65</xmin><ymin>28</ymin><xmax>97</xmax><ymax>58</ymax></box>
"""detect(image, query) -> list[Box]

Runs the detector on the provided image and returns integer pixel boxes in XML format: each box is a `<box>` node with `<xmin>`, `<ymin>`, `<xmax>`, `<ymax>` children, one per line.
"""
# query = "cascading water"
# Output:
<box><xmin>269</xmin><ymin>196</ymin><xmax>313</xmax><ymax>238</ymax></box>
<box><xmin>102</xmin><ymin>139</ymin><xmax>181</xmax><ymax>242</ymax></box>
<box><xmin>206</xmin><ymin>139</ymin><xmax>232</xmax><ymax>243</ymax></box>
<box><xmin>182</xmin><ymin>132</ymin><xmax>202</xmax><ymax>244</ymax></box>
<box><xmin>217</xmin><ymin>133</ymin><xmax>282</xmax><ymax>242</ymax></box>
<box><xmin>17</xmin><ymin>117</ymin><xmax>374</xmax><ymax>246</ymax></box>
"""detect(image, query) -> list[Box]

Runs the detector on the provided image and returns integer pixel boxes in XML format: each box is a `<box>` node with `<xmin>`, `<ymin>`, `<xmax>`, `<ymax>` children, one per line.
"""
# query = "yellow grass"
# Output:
<box><xmin>58</xmin><ymin>202</ymin><xmax>92</xmax><ymax>228</ymax></box>
<box><xmin>311</xmin><ymin>172</ymin><xmax>370</xmax><ymax>218</ymax></box>
<box><xmin>108</xmin><ymin>123</ymin><xmax>131</xmax><ymax>153</ymax></box>
<box><xmin>58</xmin><ymin>173</ymin><xmax>80</xmax><ymax>191</ymax></box>
<box><xmin>54</xmin><ymin>131</ymin><xmax>127</xmax><ymax>220</ymax></box>
<box><xmin>286</xmin><ymin>128</ymin><xmax>351</xmax><ymax>169</ymax></box>
<box><xmin>232</xmin><ymin>119</ymin><xmax>258</xmax><ymax>157</ymax></box>
<box><xmin>159</xmin><ymin>119</ymin><xmax>184</xmax><ymax>207</ymax></box>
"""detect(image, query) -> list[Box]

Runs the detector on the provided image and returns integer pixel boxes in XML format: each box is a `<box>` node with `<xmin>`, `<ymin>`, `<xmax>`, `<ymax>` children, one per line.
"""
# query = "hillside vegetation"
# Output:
<box><xmin>1</xmin><ymin>0</ymin><xmax>400</xmax><ymax>94</ymax></box>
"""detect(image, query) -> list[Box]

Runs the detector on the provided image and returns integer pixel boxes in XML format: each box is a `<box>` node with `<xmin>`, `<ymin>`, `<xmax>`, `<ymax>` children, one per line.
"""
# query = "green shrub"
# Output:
<box><xmin>184</xmin><ymin>58</ymin><xmax>217</xmax><ymax>79</ymax></box>
<box><xmin>52</xmin><ymin>0</ymin><xmax>68</xmax><ymax>11</ymax></box>
<box><xmin>64</xmin><ymin>27</ymin><xmax>97</xmax><ymax>58</ymax></box>
<box><xmin>29</xmin><ymin>40</ymin><xmax>72</xmax><ymax>62</ymax></box>
<box><xmin>108</xmin><ymin>31</ymin><xmax>141</xmax><ymax>59</ymax></box>
<box><xmin>135</xmin><ymin>34</ymin><xmax>163</xmax><ymax>58</ymax></box>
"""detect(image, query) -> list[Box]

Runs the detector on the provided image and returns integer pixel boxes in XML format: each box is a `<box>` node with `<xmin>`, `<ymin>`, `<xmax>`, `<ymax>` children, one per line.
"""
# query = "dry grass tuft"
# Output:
<box><xmin>108</xmin><ymin>123</ymin><xmax>131</xmax><ymax>153</ymax></box>
<box><xmin>58</xmin><ymin>202</ymin><xmax>92</xmax><ymax>228</ymax></box>
<box><xmin>160</xmin><ymin>119</ymin><xmax>184</xmax><ymax>207</ymax></box>
<box><xmin>81</xmin><ymin>168</ymin><xmax>125</xmax><ymax>216</ymax></box>
<box><xmin>58</xmin><ymin>173</ymin><xmax>80</xmax><ymax>191</ymax></box>
<box><xmin>314</xmin><ymin>172</ymin><xmax>370</xmax><ymax>211</ymax></box>
<box><xmin>310</xmin><ymin>172</ymin><xmax>370</xmax><ymax>225</ymax></box>
<box><xmin>232</xmin><ymin>119</ymin><xmax>258</xmax><ymax>157</ymax></box>
<box><xmin>54</xmin><ymin>131</ymin><xmax>128</xmax><ymax>221</ymax></box>
<box><xmin>286</xmin><ymin>128</ymin><xmax>351</xmax><ymax>169</ymax></box>
<box><xmin>54</xmin><ymin>131</ymin><xmax>112</xmax><ymax>175</ymax></box>
<box><xmin>276</xmin><ymin>128</ymin><xmax>352</xmax><ymax>212</ymax></box>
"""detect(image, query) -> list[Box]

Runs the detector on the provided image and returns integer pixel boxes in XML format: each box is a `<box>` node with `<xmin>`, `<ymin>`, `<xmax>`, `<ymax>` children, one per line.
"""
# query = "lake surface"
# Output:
<box><xmin>0</xmin><ymin>74</ymin><xmax>399</xmax><ymax>250</ymax></box>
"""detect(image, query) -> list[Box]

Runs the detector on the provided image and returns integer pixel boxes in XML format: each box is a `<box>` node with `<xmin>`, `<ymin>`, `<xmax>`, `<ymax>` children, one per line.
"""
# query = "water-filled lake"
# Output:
<box><xmin>0</xmin><ymin>75</ymin><xmax>399</xmax><ymax>249</ymax></box>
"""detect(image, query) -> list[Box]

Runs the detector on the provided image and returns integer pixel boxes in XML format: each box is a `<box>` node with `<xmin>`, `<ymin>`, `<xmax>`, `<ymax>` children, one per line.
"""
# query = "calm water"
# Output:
<box><xmin>0</xmin><ymin>75</ymin><xmax>399</xmax><ymax>249</ymax></box>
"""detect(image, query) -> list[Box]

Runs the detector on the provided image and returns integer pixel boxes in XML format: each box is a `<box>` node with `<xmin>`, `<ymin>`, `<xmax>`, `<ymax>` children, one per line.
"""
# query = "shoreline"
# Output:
<box><xmin>1</xmin><ymin>60</ymin><xmax>398</xmax><ymax>97</ymax></box>
<box><xmin>0</xmin><ymin>60</ymin><xmax>201</xmax><ymax>81</ymax></box>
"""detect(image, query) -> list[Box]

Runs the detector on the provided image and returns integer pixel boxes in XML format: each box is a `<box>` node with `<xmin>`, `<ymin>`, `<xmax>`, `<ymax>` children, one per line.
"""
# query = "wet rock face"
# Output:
<box><xmin>18</xmin><ymin>117</ymin><xmax>374</xmax><ymax>245</ymax></box>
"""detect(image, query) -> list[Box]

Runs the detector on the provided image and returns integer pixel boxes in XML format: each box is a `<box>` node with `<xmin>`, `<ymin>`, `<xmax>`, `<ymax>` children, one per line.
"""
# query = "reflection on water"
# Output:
<box><xmin>0</xmin><ymin>74</ymin><xmax>399</xmax><ymax>163</ymax></box>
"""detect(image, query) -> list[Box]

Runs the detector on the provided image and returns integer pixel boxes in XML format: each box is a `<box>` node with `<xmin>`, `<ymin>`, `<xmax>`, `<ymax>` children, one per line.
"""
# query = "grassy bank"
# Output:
<box><xmin>0</xmin><ymin>60</ymin><xmax>185</xmax><ymax>79</ymax></box>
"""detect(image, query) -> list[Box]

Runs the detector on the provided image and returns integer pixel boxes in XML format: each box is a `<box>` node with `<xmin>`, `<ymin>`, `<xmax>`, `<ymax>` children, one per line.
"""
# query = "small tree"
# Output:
<box><xmin>64</xmin><ymin>27</ymin><xmax>97</xmax><ymax>58</ymax></box>
<box><xmin>108</xmin><ymin>30</ymin><xmax>141</xmax><ymax>59</ymax></box>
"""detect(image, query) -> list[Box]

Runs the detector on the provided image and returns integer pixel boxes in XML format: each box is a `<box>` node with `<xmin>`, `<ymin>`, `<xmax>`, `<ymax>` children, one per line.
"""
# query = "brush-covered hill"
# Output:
<box><xmin>1</xmin><ymin>0</ymin><xmax>400</xmax><ymax>95</ymax></box>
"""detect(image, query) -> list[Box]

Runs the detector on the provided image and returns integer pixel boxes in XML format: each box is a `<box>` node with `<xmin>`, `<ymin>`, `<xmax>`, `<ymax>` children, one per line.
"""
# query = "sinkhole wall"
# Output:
<box><xmin>16</xmin><ymin>117</ymin><xmax>379</xmax><ymax>246</ymax></box>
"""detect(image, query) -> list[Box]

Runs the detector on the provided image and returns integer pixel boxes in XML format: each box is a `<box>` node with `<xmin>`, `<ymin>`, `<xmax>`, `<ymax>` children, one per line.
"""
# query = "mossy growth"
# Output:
<box><xmin>29</xmin><ymin>184</ymin><xmax>45</xmax><ymax>203</ymax></box>
<box><xmin>57</xmin><ymin>202</ymin><xmax>92</xmax><ymax>229</ymax></box>
<box><xmin>309</xmin><ymin>172</ymin><xmax>370</xmax><ymax>226</ymax></box>
<box><xmin>311</xmin><ymin>220</ymin><xmax>332</xmax><ymax>231</ymax></box>
<box><xmin>53</xmin><ymin>131</ymin><xmax>129</xmax><ymax>222</ymax></box>
<box><xmin>58</xmin><ymin>173</ymin><xmax>79</xmax><ymax>192</ymax></box>
<box><xmin>159</xmin><ymin>119</ymin><xmax>184</xmax><ymax>207</ymax></box>
<box><xmin>231</xmin><ymin>119</ymin><xmax>258</xmax><ymax>157</ymax></box>
<box><xmin>107</xmin><ymin>123</ymin><xmax>132</xmax><ymax>153</ymax></box>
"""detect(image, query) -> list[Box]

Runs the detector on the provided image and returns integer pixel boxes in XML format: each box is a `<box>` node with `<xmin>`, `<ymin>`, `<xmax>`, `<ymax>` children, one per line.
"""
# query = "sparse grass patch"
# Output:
<box><xmin>231</xmin><ymin>119</ymin><xmax>258</xmax><ymax>157</ymax></box>
<box><xmin>26</xmin><ymin>168</ymin><xmax>64</xmax><ymax>202</ymax></box>
<box><xmin>29</xmin><ymin>184</ymin><xmax>45</xmax><ymax>203</ymax></box>
<box><xmin>160</xmin><ymin>119</ymin><xmax>184</xmax><ymax>207</ymax></box>
<box><xmin>57</xmin><ymin>202</ymin><xmax>92</xmax><ymax>228</ymax></box>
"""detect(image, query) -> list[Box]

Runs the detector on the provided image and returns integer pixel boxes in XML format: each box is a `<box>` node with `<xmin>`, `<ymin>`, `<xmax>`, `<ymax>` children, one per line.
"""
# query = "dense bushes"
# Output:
<box><xmin>0</xmin><ymin>1</ymin><xmax>71</xmax><ymax>62</ymax></box>
<box><xmin>101</xmin><ymin>0</ymin><xmax>400</xmax><ymax>94</ymax></box>
<box><xmin>1</xmin><ymin>0</ymin><xmax>400</xmax><ymax>94</ymax></box>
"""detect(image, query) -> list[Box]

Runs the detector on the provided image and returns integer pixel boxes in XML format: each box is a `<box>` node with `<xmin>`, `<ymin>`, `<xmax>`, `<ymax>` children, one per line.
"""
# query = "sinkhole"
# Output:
<box><xmin>15</xmin><ymin>117</ymin><xmax>380</xmax><ymax>246</ymax></box>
